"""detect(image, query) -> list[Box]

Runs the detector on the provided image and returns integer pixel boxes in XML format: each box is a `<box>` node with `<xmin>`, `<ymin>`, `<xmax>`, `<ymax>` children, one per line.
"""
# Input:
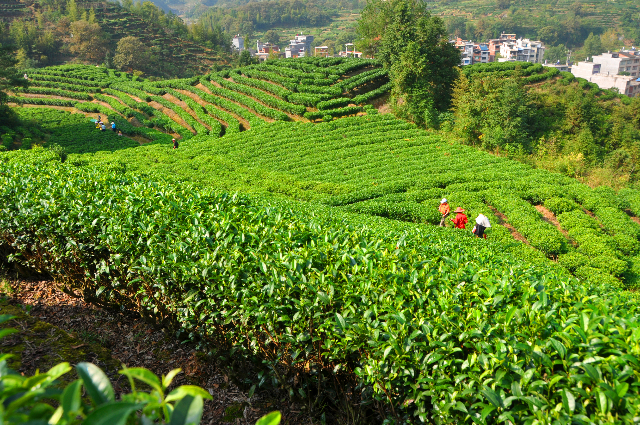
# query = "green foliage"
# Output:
<box><xmin>2</xmin><ymin>151</ymin><xmax>640</xmax><ymax>422</ymax></box>
<box><xmin>544</xmin><ymin>197</ymin><xmax>579</xmax><ymax>215</ymax></box>
<box><xmin>0</xmin><ymin>315</ymin><xmax>214</xmax><ymax>424</ymax></box>
<box><xmin>358</xmin><ymin>0</ymin><xmax>460</xmax><ymax>125</ymax></box>
<box><xmin>451</xmin><ymin>73</ymin><xmax>537</xmax><ymax>153</ymax></box>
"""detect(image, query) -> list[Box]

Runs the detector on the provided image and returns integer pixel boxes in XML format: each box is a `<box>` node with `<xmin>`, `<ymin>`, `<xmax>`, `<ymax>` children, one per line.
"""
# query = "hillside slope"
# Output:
<box><xmin>2</xmin><ymin>140</ymin><xmax>640</xmax><ymax>423</ymax></box>
<box><xmin>68</xmin><ymin>111</ymin><xmax>640</xmax><ymax>290</ymax></box>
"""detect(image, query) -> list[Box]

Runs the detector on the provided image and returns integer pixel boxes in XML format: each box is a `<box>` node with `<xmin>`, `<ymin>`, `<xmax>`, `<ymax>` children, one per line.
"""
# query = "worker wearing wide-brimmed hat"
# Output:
<box><xmin>473</xmin><ymin>214</ymin><xmax>491</xmax><ymax>239</ymax></box>
<box><xmin>451</xmin><ymin>207</ymin><xmax>468</xmax><ymax>229</ymax></box>
<box><xmin>438</xmin><ymin>198</ymin><xmax>450</xmax><ymax>227</ymax></box>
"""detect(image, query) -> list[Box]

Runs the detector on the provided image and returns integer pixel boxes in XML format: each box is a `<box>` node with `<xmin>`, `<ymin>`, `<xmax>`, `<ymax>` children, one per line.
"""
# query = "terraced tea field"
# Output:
<box><xmin>5</xmin><ymin>58</ymin><xmax>640</xmax><ymax>424</ymax></box>
<box><xmin>71</xmin><ymin>113</ymin><xmax>640</xmax><ymax>290</ymax></box>
<box><xmin>9</xmin><ymin>59</ymin><xmax>389</xmax><ymax>149</ymax></box>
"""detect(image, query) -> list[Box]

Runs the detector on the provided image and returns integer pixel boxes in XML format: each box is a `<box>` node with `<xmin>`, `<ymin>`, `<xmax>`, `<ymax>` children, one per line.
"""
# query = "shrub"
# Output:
<box><xmin>557</xmin><ymin>251</ymin><xmax>589</xmax><ymax>272</ymax></box>
<box><xmin>589</xmin><ymin>255</ymin><xmax>628</xmax><ymax>277</ymax></box>
<box><xmin>544</xmin><ymin>197</ymin><xmax>579</xmax><ymax>215</ymax></box>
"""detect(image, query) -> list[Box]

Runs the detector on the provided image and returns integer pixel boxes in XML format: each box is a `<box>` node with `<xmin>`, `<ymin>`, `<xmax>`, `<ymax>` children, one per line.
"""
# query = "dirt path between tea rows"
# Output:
<box><xmin>0</xmin><ymin>278</ymin><xmax>314</xmax><ymax>425</ymax></box>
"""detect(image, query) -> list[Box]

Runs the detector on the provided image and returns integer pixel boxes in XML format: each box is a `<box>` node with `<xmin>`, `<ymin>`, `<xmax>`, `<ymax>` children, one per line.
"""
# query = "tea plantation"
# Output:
<box><xmin>3</xmin><ymin>61</ymin><xmax>640</xmax><ymax>423</ymax></box>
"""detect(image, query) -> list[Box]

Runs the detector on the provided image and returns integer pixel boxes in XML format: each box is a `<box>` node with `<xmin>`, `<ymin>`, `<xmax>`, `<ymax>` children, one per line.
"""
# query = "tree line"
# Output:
<box><xmin>356</xmin><ymin>0</ymin><xmax>640</xmax><ymax>188</ymax></box>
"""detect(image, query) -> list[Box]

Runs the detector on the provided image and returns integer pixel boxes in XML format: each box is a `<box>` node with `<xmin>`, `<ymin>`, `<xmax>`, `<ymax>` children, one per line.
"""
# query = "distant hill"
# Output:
<box><xmin>0</xmin><ymin>0</ymin><xmax>232</xmax><ymax>78</ymax></box>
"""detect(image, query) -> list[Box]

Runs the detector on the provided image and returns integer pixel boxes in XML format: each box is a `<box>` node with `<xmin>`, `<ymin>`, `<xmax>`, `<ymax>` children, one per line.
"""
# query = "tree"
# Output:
<box><xmin>600</xmin><ymin>28</ymin><xmax>621</xmax><ymax>52</ymax></box>
<box><xmin>67</xmin><ymin>0</ymin><xmax>78</xmax><ymax>22</ymax></box>
<box><xmin>0</xmin><ymin>43</ymin><xmax>28</xmax><ymax>126</ymax></box>
<box><xmin>358</xmin><ymin>0</ymin><xmax>460</xmax><ymax>126</ymax></box>
<box><xmin>236</xmin><ymin>49</ymin><xmax>256</xmax><ymax>67</ymax></box>
<box><xmin>450</xmin><ymin>74</ymin><xmax>537</xmax><ymax>153</ymax></box>
<box><xmin>69</xmin><ymin>20</ymin><xmax>107</xmax><ymax>63</ymax></box>
<box><xmin>544</xmin><ymin>44</ymin><xmax>568</xmax><ymax>63</ymax></box>
<box><xmin>583</xmin><ymin>32</ymin><xmax>603</xmax><ymax>58</ymax></box>
<box><xmin>88</xmin><ymin>7</ymin><xmax>96</xmax><ymax>24</ymax></box>
<box><xmin>114</xmin><ymin>36</ymin><xmax>149</xmax><ymax>71</ymax></box>
<box><xmin>445</xmin><ymin>16</ymin><xmax>466</xmax><ymax>38</ymax></box>
<box><xmin>15</xmin><ymin>48</ymin><xmax>35</xmax><ymax>69</ymax></box>
<box><xmin>497</xmin><ymin>0</ymin><xmax>510</xmax><ymax>10</ymax></box>
<box><xmin>263</xmin><ymin>29</ymin><xmax>279</xmax><ymax>45</ymax></box>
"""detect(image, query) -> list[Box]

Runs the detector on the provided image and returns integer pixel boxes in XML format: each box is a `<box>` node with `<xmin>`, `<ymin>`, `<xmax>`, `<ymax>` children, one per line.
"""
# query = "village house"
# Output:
<box><xmin>571</xmin><ymin>60</ymin><xmax>640</xmax><ymax>97</ymax></box>
<box><xmin>255</xmin><ymin>40</ymin><xmax>281</xmax><ymax>61</ymax></box>
<box><xmin>285</xmin><ymin>34</ymin><xmax>314</xmax><ymax>58</ymax></box>
<box><xmin>498</xmin><ymin>38</ymin><xmax>545</xmax><ymax>63</ymax></box>
<box><xmin>315</xmin><ymin>46</ymin><xmax>330</xmax><ymax>57</ymax></box>
<box><xmin>338</xmin><ymin>43</ymin><xmax>363</xmax><ymax>58</ymax></box>
<box><xmin>590</xmin><ymin>50</ymin><xmax>640</xmax><ymax>78</ymax></box>
<box><xmin>232</xmin><ymin>34</ymin><xmax>244</xmax><ymax>51</ymax></box>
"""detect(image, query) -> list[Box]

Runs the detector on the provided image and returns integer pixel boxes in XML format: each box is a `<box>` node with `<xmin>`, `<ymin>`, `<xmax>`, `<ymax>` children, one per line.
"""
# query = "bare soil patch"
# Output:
<box><xmin>163</xmin><ymin>93</ymin><xmax>212</xmax><ymax>131</ymax></box>
<box><xmin>175</xmin><ymin>89</ymin><xmax>229</xmax><ymax>128</ymax></box>
<box><xmin>193</xmin><ymin>83</ymin><xmax>252</xmax><ymax>129</ymax></box>
<box><xmin>16</xmin><ymin>93</ymin><xmax>80</xmax><ymax>101</ymax></box>
<box><xmin>535</xmin><ymin>205</ymin><xmax>576</xmax><ymax>247</ymax></box>
<box><xmin>624</xmin><ymin>209</ymin><xmax>640</xmax><ymax>226</ymax></box>
<box><xmin>148</xmin><ymin>101</ymin><xmax>196</xmax><ymax>134</ymax></box>
<box><xmin>488</xmin><ymin>205</ymin><xmax>529</xmax><ymax>244</ymax></box>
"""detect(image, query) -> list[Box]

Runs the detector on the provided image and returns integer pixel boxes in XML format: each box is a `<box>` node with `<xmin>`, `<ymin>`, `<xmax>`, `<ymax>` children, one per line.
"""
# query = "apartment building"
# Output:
<box><xmin>591</xmin><ymin>50</ymin><xmax>640</xmax><ymax>78</ymax></box>
<box><xmin>488</xmin><ymin>33</ymin><xmax>516</xmax><ymax>62</ymax></box>
<box><xmin>473</xmin><ymin>44</ymin><xmax>490</xmax><ymax>63</ymax></box>
<box><xmin>499</xmin><ymin>38</ymin><xmax>545</xmax><ymax>63</ymax></box>
<box><xmin>571</xmin><ymin>61</ymin><xmax>640</xmax><ymax>97</ymax></box>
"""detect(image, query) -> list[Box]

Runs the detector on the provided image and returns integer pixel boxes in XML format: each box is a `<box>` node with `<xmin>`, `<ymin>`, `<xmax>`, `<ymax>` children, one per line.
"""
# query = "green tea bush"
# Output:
<box><xmin>0</xmin><ymin>314</ymin><xmax>281</xmax><ymax>425</ymax></box>
<box><xmin>575</xmin><ymin>266</ymin><xmax>623</xmax><ymax>287</ymax></box>
<box><xmin>614</xmin><ymin>233</ymin><xmax>640</xmax><ymax>256</ymax></box>
<box><xmin>3</xmin><ymin>144</ymin><xmax>640</xmax><ymax>423</ymax></box>
<box><xmin>589</xmin><ymin>255</ymin><xmax>628</xmax><ymax>277</ymax></box>
<box><xmin>557</xmin><ymin>251</ymin><xmax>589</xmax><ymax>272</ymax></box>
<box><xmin>543</xmin><ymin>196</ymin><xmax>579</xmax><ymax>215</ymax></box>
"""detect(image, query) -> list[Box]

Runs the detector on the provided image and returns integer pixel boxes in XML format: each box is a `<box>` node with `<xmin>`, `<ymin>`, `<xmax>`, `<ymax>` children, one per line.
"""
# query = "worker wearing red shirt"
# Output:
<box><xmin>451</xmin><ymin>207</ymin><xmax>468</xmax><ymax>229</ymax></box>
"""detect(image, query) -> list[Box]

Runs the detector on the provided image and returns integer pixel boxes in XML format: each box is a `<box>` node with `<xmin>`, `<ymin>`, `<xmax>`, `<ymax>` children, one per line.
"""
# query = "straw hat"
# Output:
<box><xmin>453</xmin><ymin>207</ymin><xmax>465</xmax><ymax>213</ymax></box>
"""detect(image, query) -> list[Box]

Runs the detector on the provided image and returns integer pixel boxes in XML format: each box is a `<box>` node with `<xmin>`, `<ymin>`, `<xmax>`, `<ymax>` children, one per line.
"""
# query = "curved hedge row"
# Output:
<box><xmin>17</xmin><ymin>87</ymin><xmax>92</xmax><ymax>100</ymax></box>
<box><xmin>8</xmin><ymin>96</ymin><xmax>77</xmax><ymax>107</ymax></box>
<box><xmin>212</xmin><ymin>75</ymin><xmax>306</xmax><ymax>115</ymax></box>
<box><xmin>304</xmin><ymin>106</ymin><xmax>363</xmax><ymax>121</ymax></box>
<box><xmin>200</xmin><ymin>77</ymin><xmax>288</xmax><ymax>121</ymax></box>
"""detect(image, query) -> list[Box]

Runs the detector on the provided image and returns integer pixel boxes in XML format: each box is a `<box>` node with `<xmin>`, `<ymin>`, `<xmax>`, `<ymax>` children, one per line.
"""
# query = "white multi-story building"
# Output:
<box><xmin>232</xmin><ymin>34</ymin><xmax>244</xmax><ymax>51</ymax></box>
<box><xmin>499</xmin><ymin>38</ymin><xmax>545</xmax><ymax>63</ymax></box>
<box><xmin>590</xmin><ymin>50</ymin><xmax>640</xmax><ymax>78</ymax></box>
<box><xmin>285</xmin><ymin>34</ymin><xmax>314</xmax><ymax>58</ymax></box>
<box><xmin>571</xmin><ymin>61</ymin><xmax>640</xmax><ymax>97</ymax></box>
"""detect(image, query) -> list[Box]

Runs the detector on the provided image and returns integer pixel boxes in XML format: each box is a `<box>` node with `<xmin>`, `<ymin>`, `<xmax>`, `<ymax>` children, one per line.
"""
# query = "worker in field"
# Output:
<box><xmin>438</xmin><ymin>198</ymin><xmax>450</xmax><ymax>227</ymax></box>
<box><xmin>172</xmin><ymin>138</ymin><xmax>179</xmax><ymax>149</ymax></box>
<box><xmin>100</xmin><ymin>122</ymin><xmax>106</xmax><ymax>131</ymax></box>
<box><xmin>473</xmin><ymin>214</ymin><xmax>491</xmax><ymax>239</ymax></box>
<box><xmin>451</xmin><ymin>207</ymin><xmax>467</xmax><ymax>229</ymax></box>
<box><xmin>111</xmin><ymin>122</ymin><xmax>116</xmax><ymax>132</ymax></box>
